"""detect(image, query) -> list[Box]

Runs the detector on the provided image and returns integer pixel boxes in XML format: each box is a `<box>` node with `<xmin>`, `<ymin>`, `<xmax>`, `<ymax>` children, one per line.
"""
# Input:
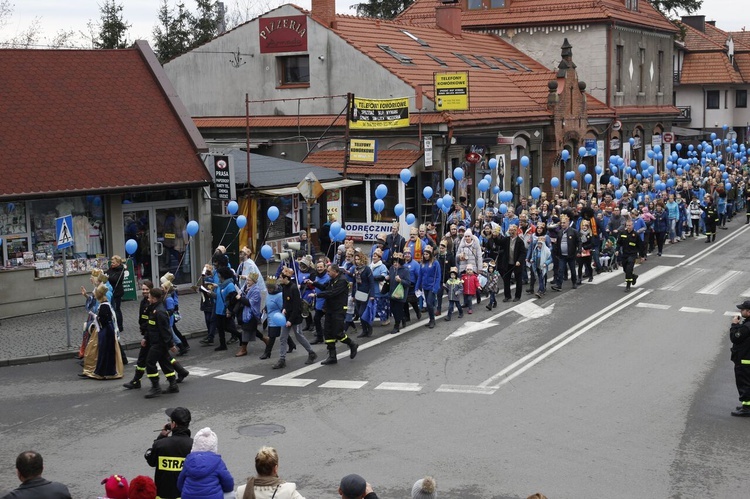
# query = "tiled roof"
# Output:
<box><xmin>730</xmin><ymin>31</ymin><xmax>750</xmax><ymax>49</ymax></box>
<box><xmin>704</xmin><ymin>23</ymin><xmax>750</xmax><ymax>52</ymax></box>
<box><xmin>398</xmin><ymin>0</ymin><xmax>677</xmax><ymax>33</ymax></box>
<box><xmin>330</xmin><ymin>15</ymin><xmax>555</xmax><ymax>121</ymax></box>
<box><xmin>680</xmin><ymin>51</ymin><xmax>743</xmax><ymax>84</ymax></box>
<box><xmin>679</xmin><ymin>21</ymin><xmax>728</xmax><ymax>51</ymax></box>
<box><xmin>0</xmin><ymin>42</ymin><xmax>211</xmax><ymax>200</ymax></box>
<box><xmin>304</xmin><ymin>149</ymin><xmax>422</xmax><ymax>175</ymax></box>
<box><xmin>735</xmin><ymin>53</ymin><xmax>750</xmax><ymax>82</ymax></box>
<box><xmin>614</xmin><ymin>105</ymin><xmax>682</xmax><ymax>117</ymax></box>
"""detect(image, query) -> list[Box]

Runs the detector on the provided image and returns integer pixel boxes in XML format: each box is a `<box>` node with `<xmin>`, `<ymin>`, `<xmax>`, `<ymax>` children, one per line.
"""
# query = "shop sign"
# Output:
<box><xmin>344</xmin><ymin>221</ymin><xmax>394</xmax><ymax>242</ymax></box>
<box><xmin>610</xmin><ymin>138</ymin><xmax>620</xmax><ymax>150</ymax></box>
<box><xmin>349</xmin><ymin>139</ymin><xmax>377</xmax><ymax>163</ymax></box>
<box><xmin>350</xmin><ymin>97</ymin><xmax>410</xmax><ymax>129</ymax></box>
<box><xmin>122</xmin><ymin>259</ymin><xmax>137</xmax><ymax>301</ymax></box>
<box><xmin>434</xmin><ymin>71</ymin><xmax>469</xmax><ymax>111</ymax></box>
<box><xmin>424</xmin><ymin>136</ymin><xmax>433</xmax><ymax>167</ymax></box>
<box><xmin>652</xmin><ymin>134</ymin><xmax>662</xmax><ymax>147</ymax></box>
<box><xmin>632</xmin><ymin>136</ymin><xmax>642</xmax><ymax>149</ymax></box>
<box><xmin>213</xmin><ymin>155</ymin><xmax>236</xmax><ymax>201</ymax></box>
<box><xmin>258</xmin><ymin>15</ymin><xmax>307</xmax><ymax>54</ymax></box>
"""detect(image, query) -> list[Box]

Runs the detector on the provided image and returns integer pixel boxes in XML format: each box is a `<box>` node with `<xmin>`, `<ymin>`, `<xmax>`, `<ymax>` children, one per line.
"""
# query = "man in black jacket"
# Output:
<box><xmin>384</xmin><ymin>222</ymin><xmax>405</xmax><ymax>266</ymax></box>
<box><xmin>143</xmin><ymin>288</ymin><xmax>178</xmax><ymax>398</ymax></box>
<box><xmin>616</xmin><ymin>219</ymin><xmax>642</xmax><ymax>292</ymax></box>
<box><xmin>551</xmin><ymin>216</ymin><xmax>579</xmax><ymax>291</ymax></box>
<box><xmin>730</xmin><ymin>301</ymin><xmax>750</xmax><ymax>416</ymax></box>
<box><xmin>311</xmin><ymin>264</ymin><xmax>358</xmax><ymax>365</ymax></box>
<box><xmin>499</xmin><ymin>224</ymin><xmax>526</xmax><ymax>302</ymax></box>
<box><xmin>145</xmin><ymin>407</ymin><xmax>193</xmax><ymax>499</ymax></box>
<box><xmin>3</xmin><ymin>451</ymin><xmax>71</xmax><ymax>499</ymax></box>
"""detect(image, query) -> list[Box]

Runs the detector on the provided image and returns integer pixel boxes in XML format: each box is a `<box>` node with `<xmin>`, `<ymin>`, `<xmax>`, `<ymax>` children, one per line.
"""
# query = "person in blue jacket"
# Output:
<box><xmin>211</xmin><ymin>267</ymin><xmax>241</xmax><ymax>352</ymax></box>
<box><xmin>352</xmin><ymin>250</ymin><xmax>376</xmax><ymax>338</ymax></box>
<box><xmin>419</xmin><ymin>245</ymin><xmax>441</xmax><ymax>329</ymax></box>
<box><xmin>177</xmin><ymin>427</ymin><xmax>233</xmax><ymax>499</ymax></box>
<box><xmin>306</xmin><ymin>260</ymin><xmax>330</xmax><ymax>345</ymax></box>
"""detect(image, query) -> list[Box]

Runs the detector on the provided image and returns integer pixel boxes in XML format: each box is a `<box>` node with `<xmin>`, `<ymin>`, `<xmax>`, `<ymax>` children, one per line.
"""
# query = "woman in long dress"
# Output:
<box><xmin>80</xmin><ymin>284</ymin><xmax>123</xmax><ymax>379</ymax></box>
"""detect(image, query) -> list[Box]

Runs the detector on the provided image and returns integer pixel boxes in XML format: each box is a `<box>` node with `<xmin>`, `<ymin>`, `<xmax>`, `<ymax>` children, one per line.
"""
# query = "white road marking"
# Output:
<box><xmin>696</xmin><ymin>270</ymin><xmax>743</xmax><ymax>295</ymax></box>
<box><xmin>617</xmin><ymin>265</ymin><xmax>672</xmax><ymax>287</ymax></box>
<box><xmin>375</xmin><ymin>382</ymin><xmax>423</xmax><ymax>392</ymax></box>
<box><xmin>478</xmin><ymin>289</ymin><xmax>651</xmax><ymax>390</ymax></box>
<box><xmin>659</xmin><ymin>268</ymin><xmax>709</xmax><ymax>291</ymax></box>
<box><xmin>742</xmin><ymin>288</ymin><xmax>750</xmax><ymax>298</ymax></box>
<box><xmin>659</xmin><ymin>254</ymin><xmax>685</xmax><ymax>258</ymax></box>
<box><xmin>214</xmin><ymin>372</ymin><xmax>263</xmax><ymax>383</ymax></box>
<box><xmin>319</xmin><ymin>380</ymin><xmax>368</xmax><ymax>389</ymax></box>
<box><xmin>262</xmin><ymin>378</ymin><xmax>316</xmax><ymax>387</ymax></box>
<box><xmin>184</xmin><ymin>367</ymin><xmax>222</xmax><ymax>377</ymax></box>
<box><xmin>515</xmin><ymin>301</ymin><xmax>555</xmax><ymax>321</ymax></box>
<box><xmin>445</xmin><ymin>321</ymin><xmax>498</xmax><ymax>340</ymax></box>
<box><xmin>586</xmin><ymin>270</ymin><xmax>623</xmax><ymax>284</ymax></box>
<box><xmin>678</xmin><ymin>225</ymin><xmax>750</xmax><ymax>267</ymax></box>
<box><xmin>435</xmin><ymin>384</ymin><xmax>497</xmax><ymax>395</ymax></box>
<box><xmin>635</xmin><ymin>303</ymin><xmax>671</xmax><ymax>310</ymax></box>
<box><xmin>679</xmin><ymin>306</ymin><xmax>714</xmax><ymax>314</ymax></box>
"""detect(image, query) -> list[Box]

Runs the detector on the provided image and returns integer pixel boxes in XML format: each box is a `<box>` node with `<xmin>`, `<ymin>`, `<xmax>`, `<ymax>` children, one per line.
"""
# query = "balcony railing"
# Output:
<box><xmin>675</xmin><ymin>106</ymin><xmax>691</xmax><ymax>121</ymax></box>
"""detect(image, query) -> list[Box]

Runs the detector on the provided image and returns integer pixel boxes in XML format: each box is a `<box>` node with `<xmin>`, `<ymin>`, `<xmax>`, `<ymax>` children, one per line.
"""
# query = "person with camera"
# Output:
<box><xmin>145</xmin><ymin>407</ymin><xmax>193</xmax><ymax>499</ymax></box>
<box><xmin>730</xmin><ymin>301</ymin><xmax>750</xmax><ymax>417</ymax></box>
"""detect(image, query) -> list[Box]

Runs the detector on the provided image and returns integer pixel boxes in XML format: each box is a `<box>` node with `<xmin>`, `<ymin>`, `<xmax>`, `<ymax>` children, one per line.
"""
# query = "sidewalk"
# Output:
<box><xmin>0</xmin><ymin>291</ymin><xmax>207</xmax><ymax>366</ymax></box>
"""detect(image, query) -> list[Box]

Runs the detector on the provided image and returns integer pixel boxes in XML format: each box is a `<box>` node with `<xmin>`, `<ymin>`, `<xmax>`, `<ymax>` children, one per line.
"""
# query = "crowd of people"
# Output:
<box><xmin>1</xmin><ymin>408</ymin><xmax>550</xmax><ymax>498</ymax></box>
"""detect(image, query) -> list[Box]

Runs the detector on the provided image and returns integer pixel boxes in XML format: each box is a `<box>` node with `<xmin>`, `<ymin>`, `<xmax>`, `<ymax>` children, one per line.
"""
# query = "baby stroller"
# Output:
<box><xmin>599</xmin><ymin>236</ymin><xmax>618</xmax><ymax>272</ymax></box>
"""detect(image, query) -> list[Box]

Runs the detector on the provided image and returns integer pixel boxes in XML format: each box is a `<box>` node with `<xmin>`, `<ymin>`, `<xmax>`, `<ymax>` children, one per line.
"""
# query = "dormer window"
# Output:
<box><xmin>625</xmin><ymin>0</ymin><xmax>638</xmax><ymax>11</ymax></box>
<box><xmin>467</xmin><ymin>0</ymin><xmax>506</xmax><ymax>9</ymax></box>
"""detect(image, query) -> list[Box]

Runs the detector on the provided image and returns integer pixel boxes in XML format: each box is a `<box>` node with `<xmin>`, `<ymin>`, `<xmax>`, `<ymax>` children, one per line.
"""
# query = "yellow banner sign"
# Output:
<box><xmin>435</xmin><ymin>72</ymin><xmax>469</xmax><ymax>111</ymax></box>
<box><xmin>349</xmin><ymin>139</ymin><xmax>377</xmax><ymax>163</ymax></box>
<box><xmin>350</xmin><ymin>97</ymin><xmax>410</xmax><ymax>129</ymax></box>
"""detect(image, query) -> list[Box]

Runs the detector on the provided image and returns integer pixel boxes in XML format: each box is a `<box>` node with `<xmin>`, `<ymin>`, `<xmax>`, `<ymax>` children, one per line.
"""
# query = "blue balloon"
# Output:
<box><xmin>520</xmin><ymin>156</ymin><xmax>530</xmax><ymax>168</ymax></box>
<box><xmin>478</xmin><ymin>179</ymin><xmax>490</xmax><ymax>192</ymax></box>
<box><xmin>406</xmin><ymin>213</ymin><xmax>416</xmax><ymax>225</ymax></box>
<box><xmin>270</xmin><ymin>311</ymin><xmax>287</xmax><ymax>327</ymax></box>
<box><xmin>610</xmin><ymin>177</ymin><xmax>620</xmax><ymax>187</ymax></box>
<box><xmin>636</xmin><ymin>173</ymin><xmax>642</xmax><ymax>181</ymax></box>
<box><xmin>436</xmin><ymin>198</ymin><xmax>444</xmax><ymax>210</ymax></box>
<box><xmin>453</xmin><ymin>167</ymin><xmax>464</xmax><ymax>181</ymax></box>
<box><xmin>476</xmin><ymin>198</ymin><xmax>485</xmax><ymax>209</ymax></box>
<box><xmin>236</xmin><ymin>215</ymin><xmax>247</xmax><ymax>229</ymax></box>
<box><xmin>441</xmin><ymin>202</ymin><xmax>451</xmax><ymax>214</ymax></box>
<box><xmin>375</xmin><ymin>184</ymin><xmax>388</xmax><ymax>200</ymax></box>
<box><xmin>186</xmin><ymin>220</ymin><xmax>199</xmax><ymax>237</ymax></box>
<box><xmin>125</xmin><ymin>239</ymin><xmax>138</xmax><ymax>255</ymax></box>
<box><xmin>499</xmin><ymin>204</ymin><xmax>508</xmax><ymax>214</ymax></box>
<box><xmin>611</xmin><ymin>166</ymin><xmax>618</xmax><ymax>174</ymax></box>
<box><xmin>561</xmin><ymin>150</ymin><xmax>570</xmax><ymax>161</ymax></box>
<box><xmin>579</xmin><ymin>147</ymin><xmax>587</xmax><ymax>157</ymax></box>
<box><xmin>571</xmin><ymin>180</ymin><xmax>578</xmax><ymax>189</ymax></box>
<box><xmin>726</xmin><ymin>182</ymin><xmax>732</xmax><ymax>191</ymax></box>
<box><xmin>442</xmin><ymin>194</ymin><xmax>453</xmax><ymax>209</ymax></box>
<box><xmin>584</xmin><ymin>173</ymin><xmax>592</xmax><ymax>184</ymax></box>
<box><xmin>648</xmin><ymin>165</ymin><xmax>656</xmax><ymax>175</ymax></box>
<box><xmin>615</xmin><ymin>190</ymin><xmax>623</xmax><ymax>199</ymax></box>
<box><xmin>92</xmin><ymin>197</ymin><xmax>101</xmax><ymax>207</ymax></box>
<box><xmin>723</xmin><ymin>124</ymin><xmax>729</xmax><ymax>130</ymax></box>
<box><xmin>335</xmin><ymin>229</ymin><xmax>347</xmax><ymax>242</ymax></box>
<box><xmin>578</xmin><ymin>164</ymin><xmax>586</xmax><ymax>174</ymax></box>
<box><xmin>444</xmin><ymin>178</ymin><xmax>455</xmax><ymax>191</ymax></box>
<box><xmin>373</xmin><ymin>199</ymin><xmax>385</xmax><ymax>213</ymax></box>
<box><xmin>531</xmin><ymin>187</ymin><xmax>541</xmax><ymax>199</ymax></box>
<box><xmin>676</xmin><ymin>168</ymin><xmax>684</xmax><ymax>175</ymax></box>
<box><xmin>488</xmin><ymin>158</ymin><xmax>498</xmax><ymax>169</ymax></box>
<box><xmin>394</xmin><ymin>203</ymin><xmax>405</xmax><ymax>217</ymax></box>
<box><xmin>227</xmin><ymin>200</ymin><xmax>239</xmax><ymax>215</ymax></box>
<box><xmin>484</xmin><ymin>174</ymin><xmax>492</xmax><ymax>183</ymax></box>
<box><xmin>666</xmin><ymin>178</ymin><xmax>675</xmax><ymax>187</ymax></box>
<box><xmin>267</xmin><ymin>206</ymin><xmax>279</xmax><ymax>222</ymax></box>
<box><xmin>710</xmin><ymin>132</ymin><xmax>717</xmax><ymax>140</ymax></box>
<box><xmin>400</xmin><ymin>169</ymin><xmax>412</xmax><ymax>184</ymax></box>
<box><xmin>261</xmin><ymin>244</ymin><xmax>273</xmax><ymax>260</ymax></box>
<box><xmin>653</xmin><ymin>145</ymin><xmax>662</xmax><ymax>154</ymax></box>
<box><xmin>565</xmin><ymin>171</ymin><xmax>575</xmax><ymax>181</ymax></box>
<box><xmin>516</xmin><ymin>176</ymin><xmax>524</xmax><ymax>185</ymax></box>
<box><xmin>647</xmin><ymin>149</ymin><xmax>655</xmax><ymax>159</ymax></box>
<box><xmin>629</xmin><ymin>137</ymin><xmax>635</xmax><ymax>145</ymax></box>
<box><xmin>550</xmin><ymin>177</ymin><xmax>560</xmax><ymax>188</ymax></box>
<box><xmin>492</xmin><ymin>186</ymin><xmax>500</xmax><ymax>195</ymax></box>
<box><xmin>595</xmin><ymin>165</ymin><xmax>603</xmax><ymax>175</ymax></box>
<box><xmin>423</xmin><ymin>186</ymin><xmax>433</xmax><ymax>199</ymax></box>
<box><xmin>676</xmin><ymin>143</ymin><xmax>682</xmax><ymax>151</ymax></box>
<box><xmin>330</xmin><ymin>222</ymin><xmax>341</xmax><ymax>237</ymax></box>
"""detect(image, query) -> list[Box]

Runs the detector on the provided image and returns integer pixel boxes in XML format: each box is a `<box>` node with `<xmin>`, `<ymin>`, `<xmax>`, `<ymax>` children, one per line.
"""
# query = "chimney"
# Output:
<box><xmin>681</xmin><ymin>15</ymin><xmax>706</xmax><ymax>33</ymax></box>
<box><xmin>706</xmin><ymin>20</ymin><xmax>716</xmax><ymax>26</ymax></box>
<box><xmin>436</xmin><ymin>4</ymin><xmax>462</xmax><ymax>38</ymax></box>
<box><xmin>312</xmin><ymin>0</ymin><xmax>335</xmax><ymax>28</ymax></box>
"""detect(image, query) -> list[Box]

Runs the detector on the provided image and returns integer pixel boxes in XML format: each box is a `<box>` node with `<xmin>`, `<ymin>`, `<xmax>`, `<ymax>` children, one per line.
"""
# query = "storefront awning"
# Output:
<box><xmin>671</xmin><ymin>126</ymin><xmax>703</xmax><ymax>137</ymax></box>
<box><xmin>259</xmin><ymin>178</ymin><xmax>361</xmax><ymax>197</ymax></box>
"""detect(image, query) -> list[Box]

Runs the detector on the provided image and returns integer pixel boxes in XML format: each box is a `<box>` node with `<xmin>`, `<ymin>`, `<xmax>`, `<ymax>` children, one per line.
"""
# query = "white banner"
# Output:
<box><xmin>344</xmin><ymin>222</ymin><xmax>394</xmax><ymax>242</ymax></box>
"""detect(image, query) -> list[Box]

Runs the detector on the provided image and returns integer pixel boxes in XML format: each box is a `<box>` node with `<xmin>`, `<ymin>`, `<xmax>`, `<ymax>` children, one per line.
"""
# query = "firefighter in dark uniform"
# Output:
<box><xmin>123</xmin><ymin>281</ymin><xmax>189</xmax><ymax>391</ymax></box>
<box><xmin>145</xmin><ymin>407</ymin><xmax>193</xmax><ymax>499</ymax></box>
<box><xmin>310</xmin><ymin>264</ymin><xmax>358</xmax><ymax>365</ymax></box>
<box><xmin>730</xmin><ymin>300</ymin><xmax>750</xmax><ymax>417</ymax></box>
<box><xmin>143</xmin><ymin>288</ymin><xmax>178</xmax><ymax>398</ymax></box>
<box><xmin>701</xmin><ymin>195</ymin><xmax>719</xmax><ymax>243</ymax></box>
<box><xmin>616</xmin><ymin>219</ymin><xmax>642</xmax><ymax>292</ymax></box>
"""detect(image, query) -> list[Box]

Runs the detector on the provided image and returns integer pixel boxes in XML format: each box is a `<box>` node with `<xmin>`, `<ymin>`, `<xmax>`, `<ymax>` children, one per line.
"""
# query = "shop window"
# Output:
<box><xmin>277</xmin><ymin>55</ymin><xmax>309</xmax><ymax>87</ymax></box>
<box><xmin>706</xmin><ymin>90</ymin><xmax>720</xmax><ymax>109</ymax></box>
<box><xmin>259</xmin><ymin>197</ymin><xmax>295</xmax><ymax>240</ymax></box>
<box><xmin>370</xmin><ymin>179</ymin><xmax>399</xmax><ymax>221</ymax></box>
<box><xmin>344</xmin><ymin>182</ymin><xmax>367</xmax><ymax>222</ymax></box>
<box><xmin>1</xmin><ymin>197</ymin><xmax>107</xmax><ymax>276</ymax></box>
<box><xmin>122</xmin><ymin>190</ymin><xmax>191</xmax><ymax>203</ymax></box>
<box><xmin>737</xmin><ymin>89</ymin><xmax>747</xmax><ymax>108</ymax></box>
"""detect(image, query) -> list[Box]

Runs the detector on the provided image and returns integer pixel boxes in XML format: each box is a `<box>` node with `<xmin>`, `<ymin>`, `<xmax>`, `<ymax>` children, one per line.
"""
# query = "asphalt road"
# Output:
<box><xmin>2</xmin><ymin>226</ymin><xmax>750</xmax><ymax>498</ymax></box>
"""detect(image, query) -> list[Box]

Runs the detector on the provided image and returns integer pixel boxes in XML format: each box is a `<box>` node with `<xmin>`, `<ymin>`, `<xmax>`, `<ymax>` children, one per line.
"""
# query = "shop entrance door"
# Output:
<box><xmin>123</xmin><ymin>203</ymin><xmax>193</xmax><ymax>286</ymax></box>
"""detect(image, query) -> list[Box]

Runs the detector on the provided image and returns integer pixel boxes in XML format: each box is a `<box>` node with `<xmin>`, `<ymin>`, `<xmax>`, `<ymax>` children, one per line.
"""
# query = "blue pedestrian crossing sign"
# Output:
<box><xmin>56</xmin><ymin>215</ymin><xmax>74</xmax><ymax>250</ymax></box>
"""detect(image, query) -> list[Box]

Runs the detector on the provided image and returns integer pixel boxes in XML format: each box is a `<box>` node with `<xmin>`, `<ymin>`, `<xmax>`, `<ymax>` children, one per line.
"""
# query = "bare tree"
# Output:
<box><xmin>224</xmin><ymin>0</ymin><xmax>277</xmax><ymax>30</ymax></box>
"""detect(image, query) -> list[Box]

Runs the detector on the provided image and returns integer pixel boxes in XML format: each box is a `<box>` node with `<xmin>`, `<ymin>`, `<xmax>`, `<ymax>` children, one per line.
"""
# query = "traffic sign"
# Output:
<box><xmin>56</xmin><ymin>215</ymin><xmax>74</xmax><ymax>249</ymax></box>
<box><xmin>662</xmin><ymin>132</ymin><xmax>674</xmax><ymax>144</ymax></box>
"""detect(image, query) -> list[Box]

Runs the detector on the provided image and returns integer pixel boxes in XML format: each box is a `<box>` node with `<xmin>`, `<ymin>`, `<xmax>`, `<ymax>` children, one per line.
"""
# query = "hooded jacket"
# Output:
<box><xmin>177</xmin><ymin>451</ymin><xmax>234</xmax><ymax>499</ymax></box>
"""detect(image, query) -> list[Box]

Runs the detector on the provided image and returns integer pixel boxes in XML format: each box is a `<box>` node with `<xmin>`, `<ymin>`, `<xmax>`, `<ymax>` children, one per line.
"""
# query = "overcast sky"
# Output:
<box><xmin>1</xmin><ymin>0</ymin><xmax>746</xmax><ymax>48</ymax></box>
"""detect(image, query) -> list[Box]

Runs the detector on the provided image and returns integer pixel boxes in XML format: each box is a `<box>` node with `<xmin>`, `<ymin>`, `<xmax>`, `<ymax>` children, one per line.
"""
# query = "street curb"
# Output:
<box><xmin>0</xmin><ymin>329</ymin><xmax>208</xmax><ymax>368</ymax></box>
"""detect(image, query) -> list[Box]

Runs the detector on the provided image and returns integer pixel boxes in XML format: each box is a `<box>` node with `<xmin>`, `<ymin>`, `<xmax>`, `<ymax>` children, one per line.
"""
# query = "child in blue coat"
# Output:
<box><xmin>177</xmin><ymin>427</ymin><xmax>233</xmax><ymax>499</ymax></box>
